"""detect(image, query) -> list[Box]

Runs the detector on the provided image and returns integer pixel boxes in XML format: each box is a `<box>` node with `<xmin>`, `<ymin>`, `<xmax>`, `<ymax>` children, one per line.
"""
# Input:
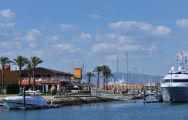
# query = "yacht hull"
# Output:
<box><xmin>4</xmin><ymin>96</ymin><xmax>48</xmax><ymax>109</ymax></box>
<box><xmin>161</xmin><ymin>87</ymin><xmax>188</xmax><ymax>103</ymax></box>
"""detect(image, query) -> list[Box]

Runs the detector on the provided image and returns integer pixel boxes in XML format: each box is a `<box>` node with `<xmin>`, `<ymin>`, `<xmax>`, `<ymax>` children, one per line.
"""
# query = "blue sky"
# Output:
<box><xmin>0</xmin><ymin>0</ymin><xmax>188</xmax><ymax>75</ymax></box>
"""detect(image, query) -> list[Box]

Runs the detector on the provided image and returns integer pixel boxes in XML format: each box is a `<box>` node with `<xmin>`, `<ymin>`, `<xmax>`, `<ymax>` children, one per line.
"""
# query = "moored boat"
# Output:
<box><xmin>3</xmin><ymin>91</ymin><xmax>48</xmax><ymax>109</ymax></box>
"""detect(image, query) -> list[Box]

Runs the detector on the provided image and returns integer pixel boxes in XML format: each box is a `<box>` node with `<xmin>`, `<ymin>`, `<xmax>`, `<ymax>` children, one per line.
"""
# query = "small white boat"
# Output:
<box><xmin>3</xmin><ymin>91</ymin><xmax>48</xmax><ymax>109</ymax></box>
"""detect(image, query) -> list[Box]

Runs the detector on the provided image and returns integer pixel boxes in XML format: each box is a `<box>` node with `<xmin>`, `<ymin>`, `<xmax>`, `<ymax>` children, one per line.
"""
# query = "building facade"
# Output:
<box><xmin>20</xmin><ymin>67</ymin><xmax>72</xmax><ymax>93</ymax></box>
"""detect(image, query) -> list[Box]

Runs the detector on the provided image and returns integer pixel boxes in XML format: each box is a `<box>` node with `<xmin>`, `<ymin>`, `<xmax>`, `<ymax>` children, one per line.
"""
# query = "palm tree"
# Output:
<box><xmin>0</xmin><ymin>56</ymin><xmax>11</xmax><ymax>94</ymax></box>
<box><xmin>30</xmin><ymin>56</ymin><xmax>43</xmax><ymax>91</ymax></box>
<box><xmin>25</xmin><ymin>59</ymin><xmax>32</xmax><ymax>86</ymax></box>
<box><xmin>13</xmin><ymin>56</ymin><xmax>28</xmax><ymax>91</ymax></box>
<box><xmin>93</xmin><ymin>66</ymin><xmax>102</xmax><ymax>90</ymax></box>
<box><xmin>86</xmin><ymin>72</ymin><xmax>94</xmax><ymax>90</ymax></box>
<box><xmin>86</xmin><ymin>72</ymin><xmax>94</xmax><ymax>84</ymax></box>
<box><xmin>101</xmin><ymin>65</ymin><xmax>112</xmax><ymax>90</ymax></box>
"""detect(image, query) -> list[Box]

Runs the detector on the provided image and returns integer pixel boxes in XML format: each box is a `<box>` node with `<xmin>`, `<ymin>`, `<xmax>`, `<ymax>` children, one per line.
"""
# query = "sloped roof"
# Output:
<box><xmin>19</xmin><ymin>67</ymin><xmax>72</xmax><ymax>76</ymax></box>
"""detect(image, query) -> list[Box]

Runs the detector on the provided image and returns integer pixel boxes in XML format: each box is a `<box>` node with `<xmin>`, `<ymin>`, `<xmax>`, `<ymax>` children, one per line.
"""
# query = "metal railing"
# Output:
<box><xmin>91</xmin><ymin>89</ymin><xmax>129</xmax><ymax>100</ymax></box>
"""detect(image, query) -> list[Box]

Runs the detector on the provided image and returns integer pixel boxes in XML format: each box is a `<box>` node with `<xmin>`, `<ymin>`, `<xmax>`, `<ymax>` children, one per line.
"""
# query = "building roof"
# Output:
<box><xmin>18</xmin><ymin>67</ymin><xmax>72</xmax><ymax>76</ymax></box>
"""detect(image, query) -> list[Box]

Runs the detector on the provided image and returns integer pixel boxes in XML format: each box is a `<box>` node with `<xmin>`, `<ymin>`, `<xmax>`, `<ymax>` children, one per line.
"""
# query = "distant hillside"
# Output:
<box><xmin>82</xmin><ymin>73</ymin><xmax>163</xmax><ymax>85</ymax></box>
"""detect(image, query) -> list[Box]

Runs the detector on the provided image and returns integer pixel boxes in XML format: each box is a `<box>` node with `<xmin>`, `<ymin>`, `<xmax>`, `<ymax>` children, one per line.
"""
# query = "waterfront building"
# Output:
<box><xmin>0</xmin><ymin>65</ymin><xmax>19</xmax><ymax>94</ymax></box>
<box><xmin>19</xmin><ymin>67</ymin><xmax>72</xmax><ymax>93</ymax></box>
<box><xmin>0</xmin><ymin>66</ymin><xmax>93</xmax><ymax>94</ymax></box>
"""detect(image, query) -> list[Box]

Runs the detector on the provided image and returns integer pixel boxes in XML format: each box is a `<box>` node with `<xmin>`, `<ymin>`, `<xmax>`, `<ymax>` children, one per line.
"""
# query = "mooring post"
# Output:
<box><xmin>23</xmin><ymin>87</ymin><xmax>25</xmax><ymax>107</ymax></box>
<box><xmin>143</xmin><ymin>89</ymin><xmax>146</xmax><ymax>104</ymax></box>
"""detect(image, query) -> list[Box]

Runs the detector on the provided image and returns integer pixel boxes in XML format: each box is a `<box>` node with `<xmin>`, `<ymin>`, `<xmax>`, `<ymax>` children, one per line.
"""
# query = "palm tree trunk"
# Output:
<box><xmin>97</xmin><ymin>72</ymin><xmax>99</xmax><ymax>89</ymax></box>
<box><xmin>103</xmin><ymin>77</ymin><xmax>105</xmax><ymax>90</ymax></box>
<box><xmin>28</xmin><ymin>71</ymin><xmax>31</xmax><ymax>86</ymax></box>
<box><xmin>19</xmin><ymin>67</ymin><xmax>22</xmax><ymax>90</ymax></box>
<box><xmin>106</xmin><ymin>77</ymin><xmax>108</xmax><ymax>90</ymax></box>
<box><xmin>1</xmin><ymin>70</ymin><xmax>4</xmax><ymax>94</ymax></box>
<box><xmin>89</xmin><ymin>77</ymin><xmax>91</xmax><ymax>91</ymax></box>
<box><xmin>32</xmin><ymin>68</ymin><xmax>35</xmax><ymax>91</ymax></box>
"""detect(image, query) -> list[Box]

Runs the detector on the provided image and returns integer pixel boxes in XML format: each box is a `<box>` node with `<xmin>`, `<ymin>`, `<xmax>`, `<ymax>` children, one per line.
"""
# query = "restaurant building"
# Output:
<box><xmin>19</xmin><ymin>67</ymin><xmax>72</xmax><ymax>93</ymax></box>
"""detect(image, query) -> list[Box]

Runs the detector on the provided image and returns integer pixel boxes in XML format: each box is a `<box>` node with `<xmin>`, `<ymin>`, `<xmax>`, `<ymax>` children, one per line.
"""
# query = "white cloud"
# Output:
<box><xmin>89</xmin><ymin>14</ymin><xmax>101</xmax><ymax>20</ymax></box>
<box><xmin>80</xmin><ymin>32</ymin><xmax>92</xmax><ymax>41</ymax></box>
<box><xmin>0</xmin><ymin>42</ymin><xmax>9</xmax><ymax>48</ymax></box>
<box><xmin>15</xmin><ymin>42</ymin><xmax>22</xmax><ymax>49</ymax></box>
<box><xmin>142</xmin><ymin>45</ymin><xmax>158</xmax><ymax>56</ymax></box>
<box><xmin>0</xmin><ymin>9</ymin><xmax>15</xmax><ymax>19</ymax></box>
<box><xmin>109</xmin><ymin>21</ymin><xmax>152</xmax><ymax>31</ymax></box>
<box><xmin>25</xmin><ymin>29</ymin><xmax>41</xmax><ymax>42</ymax></box>
<box><xmin>105</xmin><ymin>54</ymin><xmax>119</xmax><ymax>61</ymax></box>
<box><xmin>29</xmin><ymin>43</ymin><xmax>36</xmax><ymax>49</ymax></box>
<box><xmin>52</xmin><ymin>43</ymin><xmax>80</xmax><ymax>53</ymax></box>
<box><xmin>91</xmin><ymin>42</ymin><xmax>141</xmax><ymax>53</ymax></box>
<box><xmin>176</xmin><ymin>19</ymin><xmax>188</xmax><ymax>28</ymax></box>
<box><xmin>52</xmin><ymin>35</ymin><xmax>59</xmax><ymax>41</ymax></box>
<box><xmin>105</xmin><ymin>54</ymin><xmax>128</xmax><ymax>61</ymax></box>
<box><xmin>109</xmin><ymin>20</ymin><xmax>171</xmax><ymax>36</ymax></box>
<box><xmin>153</xmin><ymin>25</ymin><xmax>171</xmax><ymax>36</ymax></box>
<box><xmin>95</xmin><ymin>34</ymin><xmax>131</xmax><ymax>43</ymax></box>
<box><xmin>148</xmin><ymin>45</ymin><xmax>158</xmax><ymax>55</ymax></box>
<box><xmin>50</xmin><ymin>35</ymin><xmax>59</xmax><ymax>41</ymax></box>
<box><xmin>119</xmin><ymin>44</ymin><xmax>141</xmax><ymax>52</ymax></box>
<box><xmin>59</xmin><ymin>24</ymin><xmax>77</xmax><ymax>31</ymax></box>
<box><xmin>0</xmin><ymin>23</ymin><xmax>15</xmax><ymax>30</ymax></box>
<box><xmin>91</xmin><ymin>43</ymin><xmax>116</xmax><ymax>53</ymax></box>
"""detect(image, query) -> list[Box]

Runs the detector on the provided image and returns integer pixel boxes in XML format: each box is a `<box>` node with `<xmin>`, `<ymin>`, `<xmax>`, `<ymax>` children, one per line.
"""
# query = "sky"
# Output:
<box><xmin>0</xmin><ymin>0</ymin><xmax>188</xmax><ymax>76</ymax></box>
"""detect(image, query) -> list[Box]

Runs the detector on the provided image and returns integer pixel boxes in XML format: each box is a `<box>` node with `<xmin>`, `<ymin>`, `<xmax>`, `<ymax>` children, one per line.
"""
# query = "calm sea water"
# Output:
<box><xmin>0</xmin><ymin>102</ymin><xmax>188</xmax><ymax>120</ymax></box>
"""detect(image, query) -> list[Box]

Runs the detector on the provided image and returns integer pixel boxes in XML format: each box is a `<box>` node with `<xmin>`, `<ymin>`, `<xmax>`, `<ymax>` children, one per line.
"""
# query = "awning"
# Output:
<box><xmin>18</xmin><ymin>78</ymin><xmax>61</xmax><ymax>85</ymax></box>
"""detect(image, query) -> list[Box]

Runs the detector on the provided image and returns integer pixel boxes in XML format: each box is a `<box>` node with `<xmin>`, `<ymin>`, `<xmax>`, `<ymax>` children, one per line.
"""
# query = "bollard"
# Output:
<box><xmin>23</xmin><ymin>87</ymin><xmax>25</xmax><ymax>107</ymax></box>
<box><xmin>143</xmin><ymin>89</ymin><xmax>146</xmax><ymax>104</ymax></box>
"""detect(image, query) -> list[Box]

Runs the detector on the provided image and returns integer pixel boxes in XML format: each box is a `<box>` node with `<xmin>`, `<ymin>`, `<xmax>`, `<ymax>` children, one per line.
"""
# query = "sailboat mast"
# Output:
<box><xmin>126</xmin><ymin>50</ymin><xmax>129</xmax><ymax>83</ymax></box>
<box><xmin>117</xmin><ymin>56</ymin><xmax>119</xmax><ymax>81</ymax></box>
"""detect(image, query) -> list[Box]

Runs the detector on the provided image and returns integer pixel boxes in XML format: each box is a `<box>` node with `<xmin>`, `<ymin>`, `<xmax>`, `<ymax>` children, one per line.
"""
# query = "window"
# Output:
<box><xmin>164</xmin><ymin>79</ymin><xmax>188</xmax><ymax>82</ymax></box>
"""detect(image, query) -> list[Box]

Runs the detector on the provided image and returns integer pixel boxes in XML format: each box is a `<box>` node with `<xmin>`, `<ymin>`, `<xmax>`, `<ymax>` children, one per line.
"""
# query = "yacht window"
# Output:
<box><xmin>164</xmin><ymin>79</ymin><xmax>188</xmax><ymax>82</ymax></box>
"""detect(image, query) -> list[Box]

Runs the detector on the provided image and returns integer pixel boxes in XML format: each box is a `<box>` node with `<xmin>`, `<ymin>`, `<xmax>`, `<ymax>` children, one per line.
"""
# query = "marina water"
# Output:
<box><xmin>0</xmin><ymin>102</ymin><xmax>188</xmax><ymax>120</ymax></box>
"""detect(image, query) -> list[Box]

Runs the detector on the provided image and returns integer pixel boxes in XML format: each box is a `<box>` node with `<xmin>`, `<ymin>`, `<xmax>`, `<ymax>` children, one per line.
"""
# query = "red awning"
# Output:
<box><xmin>18</xmin><ymin>78</ymin><xmax>61</xmax><ymax>85</ymax></box>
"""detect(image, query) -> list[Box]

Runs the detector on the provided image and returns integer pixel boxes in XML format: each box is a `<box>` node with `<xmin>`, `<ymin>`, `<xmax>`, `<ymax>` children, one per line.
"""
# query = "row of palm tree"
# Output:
<box><xmin>0</xmin><ymin>56</ymin><xmax>43</xmax><ymax>94</ymax></box>
<box><xmin>86</xmin><ymin>65</ymin><xmax>112</xmax><ymax>90</ymax></box>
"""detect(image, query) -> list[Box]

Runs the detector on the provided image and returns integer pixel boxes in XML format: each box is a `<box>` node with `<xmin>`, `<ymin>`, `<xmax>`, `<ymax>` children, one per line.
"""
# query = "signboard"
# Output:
<box><xmin>73</xmin><ymin>68</ymin><xmax>82</xmax><ymax>80</ymax></box>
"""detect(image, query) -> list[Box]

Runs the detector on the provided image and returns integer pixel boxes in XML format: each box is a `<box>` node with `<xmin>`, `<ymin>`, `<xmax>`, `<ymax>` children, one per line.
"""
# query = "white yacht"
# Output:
<box><xmin>3</xmin><ymin>91</ymin><xmax>48</xmax><ymax>109</ymax></box>
<box><xmin>161</xmin><ymin>51</ymin><xmax>188</xmax><ymax>103</ymax></box>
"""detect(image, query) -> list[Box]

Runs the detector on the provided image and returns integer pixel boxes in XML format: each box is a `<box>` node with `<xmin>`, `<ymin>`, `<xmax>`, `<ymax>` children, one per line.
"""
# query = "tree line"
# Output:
<box><xmin>0</xmin><ymin>56</ymin><xmax>43</xmax><ymax>94</ymax></box>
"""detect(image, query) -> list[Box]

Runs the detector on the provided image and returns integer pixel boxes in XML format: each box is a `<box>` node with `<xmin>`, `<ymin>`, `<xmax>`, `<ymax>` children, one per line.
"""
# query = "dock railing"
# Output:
<box><xmin>91</xmin><ymin>89</ymin><xmax>129</xmax><ymax>101</ymax></box>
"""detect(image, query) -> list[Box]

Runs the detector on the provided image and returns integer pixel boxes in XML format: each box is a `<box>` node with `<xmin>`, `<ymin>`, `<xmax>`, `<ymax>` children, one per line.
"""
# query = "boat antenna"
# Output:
<box><xmin>177</xmin><ymin>51</ymin><xmax>187</xmax><ymax>67</ymax></box>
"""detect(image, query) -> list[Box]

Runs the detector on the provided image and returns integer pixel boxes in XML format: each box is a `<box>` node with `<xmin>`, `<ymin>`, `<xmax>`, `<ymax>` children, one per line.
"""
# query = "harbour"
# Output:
<box><xmin>1</xmin><ymin>0</ymin><xmax>188</xmax><ymax>120</ymax></box>
<box><xmin>0</xmin><ymin>102</ymin><xmax>188</xmax><ymax>120</ymax></box>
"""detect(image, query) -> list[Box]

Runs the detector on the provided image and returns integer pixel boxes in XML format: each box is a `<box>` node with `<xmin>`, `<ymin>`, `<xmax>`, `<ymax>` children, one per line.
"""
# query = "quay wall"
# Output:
<box><xmin>43</xmin><ymin>96</ymin><xmax>115</xmax><ymax>106</ymax></box>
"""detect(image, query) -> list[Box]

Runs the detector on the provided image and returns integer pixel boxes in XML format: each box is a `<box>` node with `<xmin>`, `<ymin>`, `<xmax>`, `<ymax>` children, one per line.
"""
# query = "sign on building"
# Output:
<box><xmin>73</xmin><ymin>68</ymin><xmax>82</xmax><ymax>80</ymax></box>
